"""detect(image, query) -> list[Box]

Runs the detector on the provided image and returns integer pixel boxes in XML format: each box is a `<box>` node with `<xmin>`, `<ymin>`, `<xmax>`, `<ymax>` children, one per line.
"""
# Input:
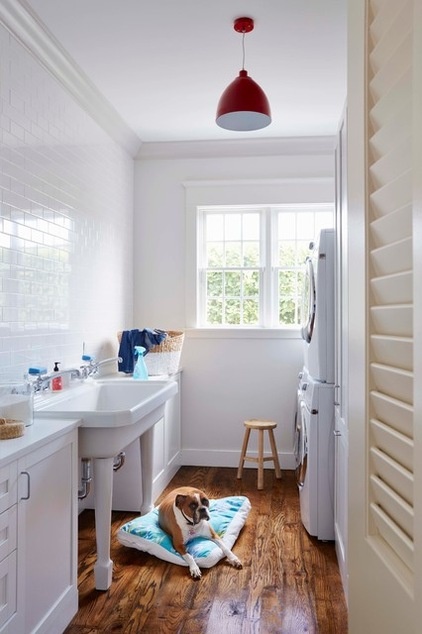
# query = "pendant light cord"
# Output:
<box><xmin>242</xmin><ymin>30</ymin><xmax>246</xmax><ymax>70</ymax></box>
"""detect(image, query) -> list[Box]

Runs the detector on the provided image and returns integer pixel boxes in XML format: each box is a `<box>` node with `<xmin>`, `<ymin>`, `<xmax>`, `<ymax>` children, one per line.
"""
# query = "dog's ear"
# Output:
<box><xmin>175</xmin><ymin>494</ymin><xmax>187</xmax><ymax>509</ymax></box>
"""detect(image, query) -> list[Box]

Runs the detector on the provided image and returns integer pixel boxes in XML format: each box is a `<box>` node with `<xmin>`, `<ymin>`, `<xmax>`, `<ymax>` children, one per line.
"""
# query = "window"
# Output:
<box><xmin>197</xmin><ymin>204</ymin><xmax>334</xmax><ymax>328</ymax></box>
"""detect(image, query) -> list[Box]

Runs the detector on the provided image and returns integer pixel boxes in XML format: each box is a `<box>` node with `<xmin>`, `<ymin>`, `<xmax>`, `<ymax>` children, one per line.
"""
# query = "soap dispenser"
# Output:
<box><xmin>51</xmin><ymin>362</ymin><xmax>62</xmax><ymax>391</ymax></box>
<box><xmin>133</xmin><ymin>346</ymin><xmax>148</xmax><ymax>380</ymax></box>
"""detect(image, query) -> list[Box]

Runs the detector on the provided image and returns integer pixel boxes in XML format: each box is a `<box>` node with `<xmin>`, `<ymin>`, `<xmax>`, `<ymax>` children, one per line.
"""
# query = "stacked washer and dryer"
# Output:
<box><xmin>295</xmin><ymin>228</ymin><xmax>335</xmax><ymax>541</ymax></box>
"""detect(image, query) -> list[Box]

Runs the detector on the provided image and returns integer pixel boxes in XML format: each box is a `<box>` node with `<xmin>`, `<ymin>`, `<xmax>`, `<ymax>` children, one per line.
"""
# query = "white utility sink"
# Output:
<box><xmin>34</xmin><ymin>377</ymin><xmax>178</xmax><ymax>591</ymax></box>
<box><xmin>33</xmin><ymin>378</ymin><xmax>177</xmax><ymax>426</ymax></box>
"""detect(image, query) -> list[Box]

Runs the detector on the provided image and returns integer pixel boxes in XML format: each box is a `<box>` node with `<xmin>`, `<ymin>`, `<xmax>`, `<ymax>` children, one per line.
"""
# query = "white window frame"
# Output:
<box><xmin>184</xmin><ymin>179</ymin><xmax>334</xmax><ymax>336</ymax></box>
<box><xmin>197</xmin><ymin>204</ymin><xmax>333</xmax><ymax>328</ymax></box>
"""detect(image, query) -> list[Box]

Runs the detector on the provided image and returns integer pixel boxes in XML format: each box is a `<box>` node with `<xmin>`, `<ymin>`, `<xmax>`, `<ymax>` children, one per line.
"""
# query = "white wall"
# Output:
<box><xmin>134</xmin><ymin>144</ymin><xmax>335</xmax><ymax>468</ymax></box>
<box><xmin>0</xmin><ymin>21</ymin><xmax>134</xmax><ymax>380</ymax></box>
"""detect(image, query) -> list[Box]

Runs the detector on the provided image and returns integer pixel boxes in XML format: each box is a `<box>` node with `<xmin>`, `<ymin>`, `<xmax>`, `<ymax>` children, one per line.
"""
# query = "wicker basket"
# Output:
<box><xmin>117</xmin><ymin>330</ymin><xmax>184</xmax><ymax>376</ymax></box>
<box><xmin>144</xmin><ymin>330</ymin><xmax>184</xmax><ymax>375</ymax></box>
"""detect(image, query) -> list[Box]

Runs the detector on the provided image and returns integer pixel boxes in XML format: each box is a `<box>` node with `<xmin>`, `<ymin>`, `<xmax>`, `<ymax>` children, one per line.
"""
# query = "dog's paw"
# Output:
<box><xmin>228</xmin><ymin>555</ymin><xmax>243</xmax><ymax>569</ymax></box>
<box><xmin>189</xmin><ymin>563</ymin><xmax>202</xmax><ymax>579</ymax></box>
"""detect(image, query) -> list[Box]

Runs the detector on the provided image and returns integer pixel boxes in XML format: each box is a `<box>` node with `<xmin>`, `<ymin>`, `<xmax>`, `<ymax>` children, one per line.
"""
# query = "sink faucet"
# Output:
<box><xmin>30</xmin><ymin>356</ymin><xmax>122</xmax><ymax>392</ymax></box>
<box><xmin>82</xmin><ymin>356</ymin><xmax>123</xmax><ymax>378</ymax></box>
<box><xmin>31</xmin><ymin>367</ymin><xmax>84</xmax><ymax>392</ymax></box>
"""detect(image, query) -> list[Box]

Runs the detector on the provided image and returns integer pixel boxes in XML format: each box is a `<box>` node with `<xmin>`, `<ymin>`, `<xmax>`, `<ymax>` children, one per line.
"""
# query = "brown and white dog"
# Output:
<box><xmin>158</xmin><ymin>486</ymin><xmax>242</xmax><ymax>579</ymax></box>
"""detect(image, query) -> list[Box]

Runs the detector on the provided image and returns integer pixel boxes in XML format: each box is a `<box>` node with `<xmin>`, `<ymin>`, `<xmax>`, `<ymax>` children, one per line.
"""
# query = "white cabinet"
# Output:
<box><xmin>0</xmin><ymin>425</ymin><xmax>78</xmax><ymax>634</ymax></box>
<box><xmin>0</xmin><ymin>464</ymin><xmax>18</xmax><ymax>632</ymax></box>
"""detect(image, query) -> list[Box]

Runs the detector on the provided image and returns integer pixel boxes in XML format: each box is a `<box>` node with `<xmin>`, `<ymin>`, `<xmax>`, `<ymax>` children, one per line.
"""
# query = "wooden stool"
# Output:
<box><xmin>237</xmin><ymin>419</ymin><xmax>282</xmax><ymax>490</ymax></box>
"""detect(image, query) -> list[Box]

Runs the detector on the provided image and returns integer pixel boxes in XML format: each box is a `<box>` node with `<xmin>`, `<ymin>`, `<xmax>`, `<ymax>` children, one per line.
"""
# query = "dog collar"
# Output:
<box><xmin>181</xmin><ymin>510</ymin><xmax>195</xmax><ymax>526</ymax></box>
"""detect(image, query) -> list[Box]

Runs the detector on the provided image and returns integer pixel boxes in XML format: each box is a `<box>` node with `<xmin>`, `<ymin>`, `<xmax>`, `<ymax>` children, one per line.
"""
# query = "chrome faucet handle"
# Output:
<box><xmin>85</xmin><ymin>356</ymin><xmax>122</xmax><ymax>377</ymax></box>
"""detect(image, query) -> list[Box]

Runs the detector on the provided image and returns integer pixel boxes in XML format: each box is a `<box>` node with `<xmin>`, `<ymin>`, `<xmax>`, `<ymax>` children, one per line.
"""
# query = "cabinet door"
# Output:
<box><xmin>165</xmin><ymin>376</ymin><xmax>181</xmax><ymax>468</ymax></box>
<box><xmin>0</xmin><ymin>551</ymin><xmax>17</xmax><ymax>633</ymax></box>
<box><xmin>0</xmin><ymin>464</ymin><xmax>19</xmax><ymax>634</ymax></box>
<box><xmin>18</xmin><ymin>431</ymin><xmax>78</xmax><ymax>634</ymax></box>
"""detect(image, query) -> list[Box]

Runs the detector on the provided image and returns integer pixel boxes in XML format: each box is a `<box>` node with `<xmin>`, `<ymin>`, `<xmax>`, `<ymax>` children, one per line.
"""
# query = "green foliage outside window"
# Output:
<box><xmin>206</xmin><ymin>270</ymin><xmax>260</xmax><ymax>326</ymax></box>
<box><xmin>201</xmin><ymin>206</ymin><xmax>333</xmax><ymax>327</ymax></box>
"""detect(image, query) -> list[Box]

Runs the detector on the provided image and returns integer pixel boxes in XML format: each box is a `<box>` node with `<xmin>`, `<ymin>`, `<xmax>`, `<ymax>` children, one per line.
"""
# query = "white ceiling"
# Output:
<box><xmin>25</xmin><ymin>0</ymin><xmax>347</xmax><ymax>145</ymax></box>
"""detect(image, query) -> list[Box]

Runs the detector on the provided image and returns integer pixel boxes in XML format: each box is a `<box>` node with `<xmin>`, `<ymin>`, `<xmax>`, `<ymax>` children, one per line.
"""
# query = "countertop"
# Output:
<box><xmin>0</xmin><ymin>417</ymin><xmax>81</xmax><ymax>464</ymax></box>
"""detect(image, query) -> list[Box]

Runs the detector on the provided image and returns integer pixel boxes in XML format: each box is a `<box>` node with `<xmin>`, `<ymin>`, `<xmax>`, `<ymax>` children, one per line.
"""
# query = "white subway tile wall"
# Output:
<box><xmin>0</xmin><ymin>25</ymin><xmax>134</xmax><ymax>380</ymax></box>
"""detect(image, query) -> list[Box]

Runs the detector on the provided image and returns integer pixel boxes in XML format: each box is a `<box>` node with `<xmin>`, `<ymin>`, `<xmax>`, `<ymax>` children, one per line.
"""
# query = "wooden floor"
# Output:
<box><xmin>65</xmin><ymin>466</ymin><xmax>348</xmax><ymax>634</ymax></box>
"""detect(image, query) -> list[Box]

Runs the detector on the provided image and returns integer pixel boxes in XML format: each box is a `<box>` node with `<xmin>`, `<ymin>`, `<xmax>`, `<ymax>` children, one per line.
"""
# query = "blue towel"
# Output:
<box><xmin>118</xmin><ymin>329</ymin><xmax>167</xmax><ymax>374</ymax></box>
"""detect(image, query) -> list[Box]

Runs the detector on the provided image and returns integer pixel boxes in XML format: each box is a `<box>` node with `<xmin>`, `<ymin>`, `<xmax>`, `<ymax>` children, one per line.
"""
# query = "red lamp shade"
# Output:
<box><xmin>216</xmin><ymin>69</ymin><xmax>271</xmax><ymax>131</ymax></box>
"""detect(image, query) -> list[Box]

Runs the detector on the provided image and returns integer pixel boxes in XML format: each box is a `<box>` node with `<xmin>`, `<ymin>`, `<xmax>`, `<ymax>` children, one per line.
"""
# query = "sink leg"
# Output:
<box><xmin>140</xmin><ymin>428</ymin><xmax>154</xmax><ymax>515</ymax></box>
<box><xmin>93</xmin><ymin>457</ymin><xmax>114</xmax><ymax>590</ymax></box>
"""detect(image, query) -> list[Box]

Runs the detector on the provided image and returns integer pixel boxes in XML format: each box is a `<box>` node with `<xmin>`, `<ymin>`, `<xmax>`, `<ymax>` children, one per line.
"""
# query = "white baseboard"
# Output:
<box><xmin>180</xmin><ymin>449</ymin><xmax>296</xmax><ymax>471</ymax></box>
<box><xmin>152</xmin><ymin>461</ymin><xmax>181</xmax><ymax>503</ymax></box>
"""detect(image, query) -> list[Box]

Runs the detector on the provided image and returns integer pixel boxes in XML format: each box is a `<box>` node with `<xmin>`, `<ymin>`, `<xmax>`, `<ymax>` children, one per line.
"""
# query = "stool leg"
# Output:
<box><xmin>269</xmin><ymin>429</ymin><xmax>282</xmax><ymax>479</ymax></box>
<box><xmin>257</xmin><ymin>429</ymin><xmax>264</xmax><ymax>490</ymax></box>
<box><xmin>237</xmin><ymin>428</ymin><xmax>251</xmax><ymax>479</ymax></box>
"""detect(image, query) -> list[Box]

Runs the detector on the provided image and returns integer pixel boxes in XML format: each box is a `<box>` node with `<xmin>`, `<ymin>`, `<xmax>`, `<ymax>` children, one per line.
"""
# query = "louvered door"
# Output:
<box><xmin>367</xmin><ymin>0</ymin><xmax>414</xmax><ymax>583</ymax></box>
<box><xmin>347</xmin><ymin>0</ymin><xmax>422</xmax><ymax>631</ymax></box>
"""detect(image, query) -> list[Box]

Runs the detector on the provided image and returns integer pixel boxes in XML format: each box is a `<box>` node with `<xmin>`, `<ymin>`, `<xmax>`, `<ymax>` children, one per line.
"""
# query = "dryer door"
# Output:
<box><xmin>295</xmin><ymin>400</ymin><xmax>308</xmax><ymax>489</ymax></box>
<box><xmin>300</xmin><ymin>256</ymin><xmax>316</xmax><ymax>343</ymax></box>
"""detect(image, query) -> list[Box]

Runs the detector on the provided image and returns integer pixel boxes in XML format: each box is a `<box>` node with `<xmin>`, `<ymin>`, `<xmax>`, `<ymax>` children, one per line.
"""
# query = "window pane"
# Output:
<box><xmin>278</xmin><ymin>212</ymin><xmax>296</xmax><ymax>239</ymax></box>
<box><xmin>297</xmin><ymin>240</ymin><xmax>311</xmax><ymax>265</ymax></box>
<box><xmin>243</xmin><ymin>299</ymin><xmax>259</xmax><ymax>324</ymax></box>
<box><xmin>207</xmin><ymin>271</ymin><xmax>222</xmax><ymax>297</ymax></box>
<box><xmin>207</xmin><ymin>299</ymin><xmax>223</xmax><ymax>324</ymax></box>
<box><xmin>279</xmin><ymin>297</ymin><xmax>297</xmax><ymax>325</ymax></box>
<box><xmin>225</xmin><ymin>271</ymin><xmax>241</xmax><ymax>296</ymax></box>
<box><xmin>225</xmin><ymin>299</ymin><xmax>241</xmax><ymax>324</ymax></box>
<box><xmin>225</xmin><ymin>214</ymin><xmax>241</xmax><ymax>240</ymax></box>
<box><xmin>206</xmin><ymin>214</ymin><xmax>224</xmax><ymax>240</ymax></box>
<box><xmin>297</xmin><ymin>270</ymin><xmax>304</xmax><ymax>292</ymax></box>
<box><xmin>279</xmin><ymin>271</ymin><xmax>301</xmax><ymax>325</ymax></box>
<box><xmin>225</xmin><ymin>242</ymin><xmax>242</xmax><ymax>266</ymax></box>
<box><xmin>279</xmin><ymin>270</ymin><xmax>296</xmax><ymax>298</ymax></box>
<box><xmin>296</xmin><ymin>212</ymin><xmax>315</xmax><ymax>239</ymax></box>
<box><xmin>243</xmin><ymin>241</ymin><xmax>260</xmax><ymax>266</ymax></box>
<box><xmin>278</xmin><ymin>242</ymin><xmax>296</xmax><ymax>267</ymax></box>
<box><xmin>207</xmin><ymin>243</ymin><xmax>223</xmax><ymax>267</ymax></box>
<box><xmin>243</xmin><ymin>213</ymin><xmax>260</xmax><ymax>239</ymax></box>
<box><xmin>243</xmin><ymin>270</ymin><xmax>259</xmax><ymax>296</ymax></box>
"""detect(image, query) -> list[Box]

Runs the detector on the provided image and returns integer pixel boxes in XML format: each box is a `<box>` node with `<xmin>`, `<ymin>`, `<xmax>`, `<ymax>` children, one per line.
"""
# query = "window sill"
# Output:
<box><xmin>184</xmin><ymin>327</ymin><xmax>302</xmax><ymax>340</ymax></box>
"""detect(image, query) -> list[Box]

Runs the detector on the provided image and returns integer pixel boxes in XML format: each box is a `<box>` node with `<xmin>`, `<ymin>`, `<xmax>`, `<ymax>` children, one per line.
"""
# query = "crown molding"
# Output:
<box><xmin>0</xmin><ymin>1</ymin><xmax>336</xmax><ymax>162</ymax></box>
<box><xmin>137</xmin><ymin>135</ymin><xmax>336</xmax><ymax>160</ymax></box>
<box><xmin>0</xmin><ymin>0</ymin><xmax>141</xmax><ymax>157</ymax></box>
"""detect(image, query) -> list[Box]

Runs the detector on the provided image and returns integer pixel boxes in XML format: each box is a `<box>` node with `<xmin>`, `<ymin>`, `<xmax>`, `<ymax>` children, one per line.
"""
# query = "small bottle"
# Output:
<box><xmin>133</xmin><ymin>346</ymin><xmax>148</xmax><ymax>380</ymax></box>
<box><xmin>51</xmin><ymin>362</ymin><xmax>62</xmax><ymax>391</ymax></box>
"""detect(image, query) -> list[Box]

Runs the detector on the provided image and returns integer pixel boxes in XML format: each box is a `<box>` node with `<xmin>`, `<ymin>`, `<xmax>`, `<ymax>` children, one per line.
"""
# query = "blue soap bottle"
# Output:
<box><xmin>133</xmin><ymin>346</ymin><xmax>148</xmax><ymax>380</ymax></box>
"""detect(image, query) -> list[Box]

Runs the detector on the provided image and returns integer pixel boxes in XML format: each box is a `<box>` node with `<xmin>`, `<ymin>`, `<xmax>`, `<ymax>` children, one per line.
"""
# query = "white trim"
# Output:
<box><xmin>180</xmin><ymin>448</ymin><xmax>296</xmax><ymax>471</ymax></box>
<box><xmin>413</xmin><ymin>0</ymin><xmax>422</xmax><ymax>622</ymax></box>
<box><xmin>185</xmin><ymin>179</ymin><xmax>334</xmax><ymax>328</ymax></box>
<box><xmin>138</xmin><ymin>136</ymin><xmax>336</xmax><ymax>160</ymax></box>
<box><xmin>0</xmin><ymin>0</ymin><xmax>141</xmax><ymax>157</ymax></box>
<box><xmin>184</xmin><ymin>327</ymin><xmax>302</xmax><ymax>340</ymax></box>
<box><xmin>184</xmin><ymin>177</ymin><xmax>333</xmax><ymax>191</ymax></box>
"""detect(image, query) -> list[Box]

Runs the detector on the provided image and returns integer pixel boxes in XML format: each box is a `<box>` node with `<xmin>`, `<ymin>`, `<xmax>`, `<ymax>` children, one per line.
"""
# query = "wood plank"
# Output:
<box><xmin>65</xmin><ymin>467</ymin><xmax>348</xmax><ymax>633</ymax></box>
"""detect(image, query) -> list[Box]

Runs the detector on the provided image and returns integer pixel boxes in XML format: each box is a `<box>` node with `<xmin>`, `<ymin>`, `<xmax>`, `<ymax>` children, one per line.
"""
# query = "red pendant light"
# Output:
<box><xmin>216</xmin><ymin>17</ymin><xmax>271</xmax><ymax>131</ymax></box>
